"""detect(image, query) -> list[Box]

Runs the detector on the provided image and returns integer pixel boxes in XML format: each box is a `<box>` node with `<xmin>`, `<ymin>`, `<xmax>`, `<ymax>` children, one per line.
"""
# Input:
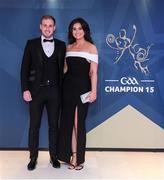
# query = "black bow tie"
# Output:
<box><xmin>43</xmin><ymin>39</ymin><xmax>54</xmax><ymax>43</ymax></box>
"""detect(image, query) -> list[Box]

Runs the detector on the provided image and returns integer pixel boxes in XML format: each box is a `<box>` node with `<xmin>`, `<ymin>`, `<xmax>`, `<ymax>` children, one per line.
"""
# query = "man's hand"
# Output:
<box><xmin>23</xmin><ymin>90</ymin><xmax>32</xmax><ymax>102</ymax></box>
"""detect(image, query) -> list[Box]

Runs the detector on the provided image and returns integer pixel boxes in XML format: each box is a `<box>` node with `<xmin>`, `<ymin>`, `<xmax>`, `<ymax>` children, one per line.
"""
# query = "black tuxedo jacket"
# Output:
<box><xmin>21</xmin><ymin>37</ymin><xmax>66</xmax><ymax>96</ymax></box>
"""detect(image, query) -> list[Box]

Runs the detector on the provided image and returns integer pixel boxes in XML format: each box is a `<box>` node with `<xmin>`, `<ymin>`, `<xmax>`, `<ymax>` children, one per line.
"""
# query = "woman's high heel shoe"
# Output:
<box><xmin>75</xmin><ymin>164</ymin><xmax>84</xmax><ymax>170</ymax></box>
<box><xmin>68</xmin><ymin>152</ymin><xmax>77</xmax><ymax>170</ymax></box>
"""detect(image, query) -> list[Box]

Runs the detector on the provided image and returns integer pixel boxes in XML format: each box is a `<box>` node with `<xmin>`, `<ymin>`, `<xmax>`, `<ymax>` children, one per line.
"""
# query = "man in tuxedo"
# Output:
<box><xmin>21</xmin><ymin>15</ymin><xmax>66</xmax><ymax>170</ymax></box>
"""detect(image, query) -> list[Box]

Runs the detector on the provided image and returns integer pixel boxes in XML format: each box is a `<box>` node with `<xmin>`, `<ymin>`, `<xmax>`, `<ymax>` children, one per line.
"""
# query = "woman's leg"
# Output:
<box><xmin>69</xmin><ymin>107</ymin><xmax>84</xmax><ymax>170</ymax></box>
<box><xmin>68</xmin><ymin>107</ymin><xmax>78</xmax><ymax>169</ymax></box>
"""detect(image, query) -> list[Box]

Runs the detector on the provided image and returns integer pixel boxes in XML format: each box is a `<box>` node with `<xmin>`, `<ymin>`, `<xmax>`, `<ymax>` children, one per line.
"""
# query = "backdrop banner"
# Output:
<box><xmin>0</xmin><ymin>0</ymin><xmax>164</xmax><ymax>149</ymax></box>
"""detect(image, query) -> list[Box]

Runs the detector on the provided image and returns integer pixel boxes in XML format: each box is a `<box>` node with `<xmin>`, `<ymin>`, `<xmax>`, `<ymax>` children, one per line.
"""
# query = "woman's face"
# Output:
<box><xmin>72</xmin><ymin>22</ymin><xmax>85</xmax><ymax>40</ymax></box>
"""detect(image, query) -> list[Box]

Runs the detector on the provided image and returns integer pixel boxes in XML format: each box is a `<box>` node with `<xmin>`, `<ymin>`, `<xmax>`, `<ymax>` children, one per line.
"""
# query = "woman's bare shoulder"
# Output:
<box><xmin>87</xmin><ymin>42</ymin><xmax>98</xmax><ymax>54</ymax></box>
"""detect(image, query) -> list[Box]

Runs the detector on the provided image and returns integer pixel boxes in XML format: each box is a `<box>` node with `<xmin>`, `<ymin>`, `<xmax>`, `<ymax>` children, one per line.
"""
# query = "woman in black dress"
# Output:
<box><xmin>58</xmin><ymin>17</ymin><xmax>98</xmax><ymax>170</ymax></box>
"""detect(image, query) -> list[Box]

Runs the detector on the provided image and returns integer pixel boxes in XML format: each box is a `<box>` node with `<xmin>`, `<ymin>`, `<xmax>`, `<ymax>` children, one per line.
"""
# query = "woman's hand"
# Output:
<box><xmin>87</xmin><ymin>91</ymin><xmax>97</xmax><ymax>103</ymax></box>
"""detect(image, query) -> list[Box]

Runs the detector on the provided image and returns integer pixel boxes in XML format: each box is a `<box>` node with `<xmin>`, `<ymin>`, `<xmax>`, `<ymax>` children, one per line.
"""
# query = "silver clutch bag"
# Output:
<box><xmin>80</xmin><ymin>91</ymin><xmax>91</xmax><ymax>104</ymax></box>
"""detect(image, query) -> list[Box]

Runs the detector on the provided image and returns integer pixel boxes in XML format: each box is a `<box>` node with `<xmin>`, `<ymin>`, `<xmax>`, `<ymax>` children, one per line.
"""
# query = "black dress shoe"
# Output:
<box><xmin>50</xmin><ymin>157</ymin><xmax>60</xmax><ymax>168</ymax></box>
<box><xmin>27</xmin><ymin>158</ymin><xmax>37</xmax><ymax>171</ymax></box>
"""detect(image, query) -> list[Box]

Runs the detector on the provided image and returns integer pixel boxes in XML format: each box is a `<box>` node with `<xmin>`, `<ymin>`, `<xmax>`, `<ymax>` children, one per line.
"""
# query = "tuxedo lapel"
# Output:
<box><xmin>54</xmin><ymin>39</ymin><xmax>61</xmax><ymax>68</ymax></box>
<box><xmin>36</xmin><ymin>37</ymin><xmax>44</xmax><ymax>66</ymax></box>
<box><xmin>54</xmin><ymin>39</ymin><xmax>59</xmax><ymax>57</ymax></box>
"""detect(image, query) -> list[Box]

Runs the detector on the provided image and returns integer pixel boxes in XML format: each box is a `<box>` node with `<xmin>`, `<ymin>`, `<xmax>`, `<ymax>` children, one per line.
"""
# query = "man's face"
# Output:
<box><xmin>40</xmin><ymin>18</ymin><xmax>55</xmax><ymax>38</ymax></box>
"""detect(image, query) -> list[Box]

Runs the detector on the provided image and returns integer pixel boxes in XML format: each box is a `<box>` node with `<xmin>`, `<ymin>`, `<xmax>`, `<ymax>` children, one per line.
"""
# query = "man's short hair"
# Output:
<box><xmin>40</xmin><ymin>15</ymin><xmax>56</xmax><ymax>25</ymax></box>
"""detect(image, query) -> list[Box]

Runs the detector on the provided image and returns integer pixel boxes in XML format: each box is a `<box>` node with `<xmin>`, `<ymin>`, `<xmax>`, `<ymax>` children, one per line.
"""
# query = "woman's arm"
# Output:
<box><xmin>63</xmin><ymin>59</ymin><xmax>68</xmax><ymax>73</ymax></box>
<box><xmin>89</xmin><ymin>45</ymin><xmax>98</xmax><ymax>102</ymax></box>
<box><xmin>89</xmin><ymin>61</ymin><xmax>98</xmax><ymax>102</ymax></box>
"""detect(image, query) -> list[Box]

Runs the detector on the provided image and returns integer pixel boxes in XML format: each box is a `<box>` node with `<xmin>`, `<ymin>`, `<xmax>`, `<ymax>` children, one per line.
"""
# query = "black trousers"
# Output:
<box><xmin>28</xmin><ymin>86</ymin><xmax>60</xmax><ymax>159</ymax></box>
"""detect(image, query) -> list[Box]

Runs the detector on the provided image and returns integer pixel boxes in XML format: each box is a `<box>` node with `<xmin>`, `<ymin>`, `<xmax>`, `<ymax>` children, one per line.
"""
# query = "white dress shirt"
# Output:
<box><xmin>41</xmin><ymin>35</ymin><xmax>55</xmax><ymax>57</ymax></box>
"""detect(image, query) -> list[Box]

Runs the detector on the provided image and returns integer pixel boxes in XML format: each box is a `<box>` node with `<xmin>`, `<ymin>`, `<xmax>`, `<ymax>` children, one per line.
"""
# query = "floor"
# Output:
<box><xmin>0</xmin><ymin>151</ymin><xmax>164</xmax><ymax>180</ymax></box>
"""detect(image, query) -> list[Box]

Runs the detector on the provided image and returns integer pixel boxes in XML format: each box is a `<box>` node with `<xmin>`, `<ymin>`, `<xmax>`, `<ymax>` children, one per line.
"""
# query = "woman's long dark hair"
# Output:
<box><xmin>68</xmin><ymin>17</ymin><xmax>93</xmax><ymax>44</ymax></box>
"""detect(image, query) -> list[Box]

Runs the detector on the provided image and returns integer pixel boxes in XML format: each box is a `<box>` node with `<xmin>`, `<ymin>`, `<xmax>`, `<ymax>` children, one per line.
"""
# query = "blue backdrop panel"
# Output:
<box><xmin>0</xmin><ymin>0</ymin><xmax>164</xmax><ymax>148</ymax></box>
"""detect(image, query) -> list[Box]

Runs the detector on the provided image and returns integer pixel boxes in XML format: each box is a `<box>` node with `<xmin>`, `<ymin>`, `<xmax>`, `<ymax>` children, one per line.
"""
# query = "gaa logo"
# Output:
<box><xmin>120</xmin><ymin>77</ymin><xmax>139</xmax><ymax>85</ymax></box>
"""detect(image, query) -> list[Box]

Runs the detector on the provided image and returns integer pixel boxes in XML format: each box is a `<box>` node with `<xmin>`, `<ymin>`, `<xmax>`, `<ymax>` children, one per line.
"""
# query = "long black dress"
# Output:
<box><xmin>58</xmin><ymin>51</ymin><xmax>98</xmax><ymax>165</ymax></box>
